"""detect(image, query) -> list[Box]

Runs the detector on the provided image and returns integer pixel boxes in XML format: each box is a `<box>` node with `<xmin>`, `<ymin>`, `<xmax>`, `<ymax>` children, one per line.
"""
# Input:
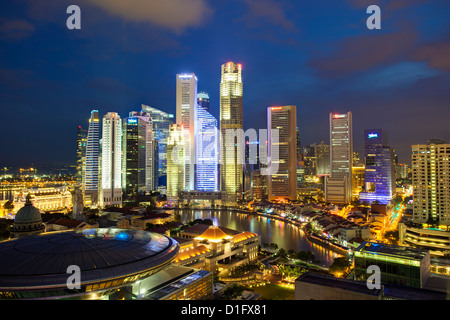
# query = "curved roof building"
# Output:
<box><xmin>10</xmin><ymin>194</ymin><xmax>44</xmax><ymax>238</ymax></box>
<box><xmin>0</xmin><ymin>228</ymin><xmax>179</xmax><ymax>300</ymax></box>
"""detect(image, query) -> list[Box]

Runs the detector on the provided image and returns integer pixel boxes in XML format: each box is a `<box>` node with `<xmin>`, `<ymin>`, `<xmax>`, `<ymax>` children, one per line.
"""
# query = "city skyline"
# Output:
<box><xmin>0</xmin><ymin>1</ymin><xmax>449</xmax><ymax>167</ymax></box>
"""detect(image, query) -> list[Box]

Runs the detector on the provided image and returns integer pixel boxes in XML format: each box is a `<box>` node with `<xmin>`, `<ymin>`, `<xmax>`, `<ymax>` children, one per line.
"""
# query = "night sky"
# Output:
<box><xmin>0</xmin><ymin>0</ymin><xmax>449</xmax><ymax>167</ymax></box>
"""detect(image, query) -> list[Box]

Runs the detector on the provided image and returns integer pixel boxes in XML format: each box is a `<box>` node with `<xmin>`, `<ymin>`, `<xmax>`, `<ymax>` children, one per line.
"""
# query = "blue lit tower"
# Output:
<box><xmin>194</xmin><ymin>104</ymin><xmax>219</xmax><ymax>191</ymax></box>
<box><xmin>359</xmin><ymin>129</ymin><xmax>395</xmax><ymax>205</ymax></box>
<box><xmin>84</xmin><ymin>110</ymin><xmax>100</xmax><ymax>208</ymax></box>
<box><xmin>141</xmin><ymin>104</ymin><xmax>174</xmax><ymax>187</ymax></box>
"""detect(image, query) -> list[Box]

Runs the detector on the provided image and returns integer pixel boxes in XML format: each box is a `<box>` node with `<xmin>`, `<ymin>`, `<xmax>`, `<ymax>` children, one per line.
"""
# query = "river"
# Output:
<box><xmin>177</xmin><ymin>209</ymin><xmax>340</xmax><ymax>267</ymax></box>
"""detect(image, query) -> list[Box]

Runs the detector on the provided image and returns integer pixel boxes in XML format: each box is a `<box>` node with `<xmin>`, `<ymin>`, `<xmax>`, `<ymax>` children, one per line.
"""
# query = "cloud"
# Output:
<box><xmin>239</xmin><ymin>0</ymin><xmax>299</xmax><ymax>33</ymax></box>
<box><xmin>0</xmin><ymin>19</ymin><xmax>35</xmax><ymax>40</ymax></box>
<box><xmin>412</xmin><ymin>41</ymin><xmax>450</xmax><ymax>72</ymax></box>
<box><xmin>308</xmin><ymin>29</ymin><xmax>417</xmax><ymax>78</ymax></box>
<box><xmin>88</xmin><ymin>0</ymin><xmax>214</xmax><ymax>34</ymax></box>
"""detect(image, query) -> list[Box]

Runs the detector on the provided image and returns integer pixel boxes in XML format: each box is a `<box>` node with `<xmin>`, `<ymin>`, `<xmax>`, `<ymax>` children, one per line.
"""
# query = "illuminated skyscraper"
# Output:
<box><xmin>197</xmin><ymin>91</ymin><xmax>210</xmax><ymax>112</ymax></box>
<box><xmin>101</xmin><ymin>112</ymin><xmax>122</xmax><ymax>207</ymax></box>
<box><xmin>84</xmin><ymin>110</ymin><xmax>100</xmax><ymax>207</ymax></box>
<box><xmin>176</xmin><ymin>73</ymin><xmax>197</xmax><ymax>191</ymax></box>
<box><xmin>141</xmin><ymin>104</ymin><xmax>174</xmax><ymax>184</ymax></box>
<box><xmin>267</xmin><ymin>106</ymin><xmax>297</xmax><ymax>201</ymax></box>
<box><xmin>316</xmin><ymin>141</ymin><xmax>330</xmax><ymax>177</ymax></box>
<box><xmin>359</xmin><ymin>129</ymin><xmax>395</xmax><ymax>205</ymax></box>
<box><xmin>325</xmin><ymin>112</ymin><xmax>353</xmax><ymax>204</ymax></box>
<box><xmin>167</xmin><ymin>124</ymin><xmax>185</xmax><ymax>205</ymax></box>
<box><xmin>122</xmin><ymin>111</ymin><xmax>158</xmax><ymax>200</ymax></box>
<box><xmin>76</xmin><ymin>125</ymin><xmax>88</xmax><ymax>185</ymax></box>
<box><xmin>195</xmin><ymin>104</ymin><xmax>219</xmax><ymax>192</ymax></box>
<box><xmin>220</xmin><ymin>62</ymin><xmax>244</xmax><ymax>205</ymax></box>
<box><xmin>412</xmin><ymin>139</ymin><xmax>450</xmax><ymax>226</ymax></box>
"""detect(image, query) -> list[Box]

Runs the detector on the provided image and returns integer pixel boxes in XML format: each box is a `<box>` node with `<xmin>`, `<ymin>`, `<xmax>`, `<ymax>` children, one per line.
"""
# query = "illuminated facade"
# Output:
<box><xmin>101</xmin><ymin>112</ymin><xmax>122</xmax><ymax>207</ymax></box>
<box><xmin>326</xmin><ymin>112</ymin><xmax>353</xmax><ymax>204</ymax></box>
<box><xmin>316</xmin><ymin>141</ymin><xmax>330</xmax><ymax>177</ymax></box>
<box><xmin>176</xmin><ymin>73</ymin><xmax>197</xmax><ymax>191</ymax></box>
<box><xmin>122</xmin><ymin>111</ymin><xmax>157</xmax><ymax>199</ymax></box>
<box><xmin>354</xmin><ymin>242</ymin><xmax>431</xmax><ymax>289</ymax></box>
<box><xmin>197</xmin><ymin>91</ymin><xmax>210</xmax><ymax>112</ymax></box>
<box><xmin>167</xmin><ymin>124</ymin><xmax>185</xmax><ymax>205</ymax></box>
<box><xmin>267</xmin><ymin>105</ymin><xmax>297</xmax><ymax>201</ymax></box>
<box><xmin>195</xmin><ymin>104</ymin><xmax>219</xmax><ymax>192</ymax></box>
<box><xmin>76</xmin><ymin>126</ymin><xmax>88</xmax><ymax>186</ymax></box>
<box><xmin>84</xmin><ymin>110</ymin><xmax>100</xmax><ymax>207</ymax></box>
<box><xmin>220</xmin><ymin>62</ymin><xmax>244</xmax><ymax>205</ymax></box>
<box><xmin>412</xmin><ymin>139</ymin><xmax>450</xmax><ymax>226</ymax></box>
<box><xmin>141</xmin><ymin>104</ymin><xmax>174</xmax><ymax>182</ymax></box>
<box><xmin>359</xmin><ymin>129</ymin><xmax>395</xmax><ymax>205</ymax></box>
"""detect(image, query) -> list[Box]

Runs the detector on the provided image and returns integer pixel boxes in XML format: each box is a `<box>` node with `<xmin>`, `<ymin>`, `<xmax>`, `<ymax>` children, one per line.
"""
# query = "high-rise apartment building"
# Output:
<box><xmin>141</xmin><ymin>104</ymin><xmax>174</xmax><ymax>184</ymax></box>
<box><xmin>359</xmin><ymin>129</ymin><xmax>395</xmax><ymax>205</ymax></box>
<box><xmin>195</xmin><ymin>104</ymin><xmax>219</xmax><ymax>192</ymax></box>
<box><xmin>101</xmin><ymin>112</ymin><xmax>122</xmax><ymax>207</ymax></box>
<box><xmin>84</xmin><ymin>110</ymin><xmax>100</xmax><ymax>208</ymax></box>
<box><xmin>167</xmin><ymin>124</ymin><xmax>185</xmax><ymax>205</ymax></box>
<box><xmin>122</xmin><ymin>111</ymin><xmax>157</xmax><ymax>200</ymax></box>
<box><xmin>220</xmin><ymin>62</ymin><xmax>244</xmax><ymax>205</ymax></box>
<box><xmin>325</xmin><ymin>112</ymin><xmax>353</xmax><ymax>204</ymax></box>
<box><xmin>176</xmin><ymin>73</ymin><xmax>197</xmax><ymax>192</ymax></box>
<box><xmin>267</xmin><ymin>106</ymin><xmax>297</xmax><ymax>201</ymax></box>
<box><xmin>76</xmin><ymin>126</ymin><xmax>88</xmax><ymax>185</ymax></box>
<box><xmin>412</xmin><ymin>139</ymin><xmax>450</xmax><ymax>225</ymax></box>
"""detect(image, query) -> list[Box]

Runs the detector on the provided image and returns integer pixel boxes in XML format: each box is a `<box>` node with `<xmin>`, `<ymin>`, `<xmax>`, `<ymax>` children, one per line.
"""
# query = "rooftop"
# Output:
<box><xmin>356</xmin><ymin>242</ymin><xmax>430</xmax><ymax>260</ymax></box>
<box><xmin>0</xmin><ymin>228</ymin><xmax>179</xmax><ymax>290</ymax></box>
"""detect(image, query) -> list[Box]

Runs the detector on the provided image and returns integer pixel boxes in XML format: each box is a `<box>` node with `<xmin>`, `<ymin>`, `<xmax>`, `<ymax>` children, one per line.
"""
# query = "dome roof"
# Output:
<box><xmin>197</xmin><ymin>226</ymin><xmax>231</xmax><ymax>241</ymax></box>
<box><xmin>14</xmin><ymin>194</ymin><xmax>42</xmax><ymax>223</ymax></box>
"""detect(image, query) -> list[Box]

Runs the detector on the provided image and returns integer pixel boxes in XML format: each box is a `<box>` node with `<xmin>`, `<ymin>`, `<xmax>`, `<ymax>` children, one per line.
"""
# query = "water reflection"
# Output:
<box><xmin>178</xmin><ymin>209</ymin><xmax>339</xmax><ymax>267</ymax></box>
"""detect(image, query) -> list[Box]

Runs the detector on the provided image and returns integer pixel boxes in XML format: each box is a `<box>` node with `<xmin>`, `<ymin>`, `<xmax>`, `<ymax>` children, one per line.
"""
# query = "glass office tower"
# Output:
<box><xmin>141</xmin><ymin>104</ymin><xmax>174</xmax><ymax>185</ymax></box>
<box><xmin>176</xmin><ymin>73</ymin><xmax>197</xmax><ymax>192</ymax></box>
<box><xmin>84</xmin><ymin>110</ymin><xmax>100</xmax><ymax>208</ymax></box>
<box><xmin>195</xmin><ymin>104</ymin><xmax>219</xmax><ymax>192</ymax></box>
<box><xmin>325</xmin><ymin>112</ymin><xmax>353</xmax><ymax>204</ymax></box>
<box><xmin>197</xmin><ymin>91</ymin><xmax>210</xmax><ymax>112</ymax></box>
<box><xmin>220</xmin><ymin>62</ymin><xmax>244</xmax><ymax>205</ymax></box>
<box><xmin>122</xmin><ymin>111</ymin><xmax>157</xmax><ymax>200</ymax></box>
<box><xmin>267</xmin><ymin>106</ymin><xmax>297</xmax><ymax>201</ymax></box>
<box><xmin>101</xmin><ymin>112</ymin><xmax>122</xmax><ymax>207</ymax></box>
<box><xmin>167</xmin><ymin>124</ymin><xmax>185</xmax><ymax>205</ymax></box>
<box><xmin>359</xmin><ymin>129</ymin><xmax>395</xmax><ymax>205</ymax></box>
<box><xmin>76</xmin><ymin>125</ymin><xmax>88</xmax><ymax>185</ymax></box>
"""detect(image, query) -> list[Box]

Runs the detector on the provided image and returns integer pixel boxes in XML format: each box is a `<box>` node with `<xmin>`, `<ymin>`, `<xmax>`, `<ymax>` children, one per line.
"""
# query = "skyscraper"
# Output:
<box><xmin>101</xmin><ymin>112</ymin><xmax>122</xmax><ymax>207</ymax></box>
<box><xmin>315</xmin><ymin>141</ymin><xmax>330</xmax><ymax>177</ymax></box>
<box><xmin>176</xmin><ymin>73</ymin><xmax>197</xmax><ymax>191</ymax></box>
<box><xmin>267</xmin><ymin>106</ymin><xmax>297</xmax><ymax>201</ymax></box>
<box><xmin>359</xmin><ymin>129</ymin><xmax>395</xmax><ymax>205</ymax></box>
<box><xmin>76</xmin><ymin>125</ymin><xmax>88</xmax><ymax>186</ymax></box>
<box><xmin>195</xmin><ymin>104</ymin><xmax>219</xmax><ymax>192</ymax></box>
<box><xmin>167</xmin><ymin>124</ymin><xmax>185</xmax><ymax>205</ymax></box>
<box><xmin>197</xmin><ymin>91</ymin><xmax>210</xmax><ymax>112</ymax></box>
<box><xmin>141</xmin><ymin>104</ymin><xmax>174</xmax><ymax>185</ymax></box>
<box><xmin>122</xmin><ymin>111</ymin><xmax>157</xmax><ymax>200</ymax></box>
<box><xmin>325</xmin><ymin>112</ymin><xmax>353</xmax><ymax>204</ymax></box>
<box><xmin>412</xmin><ymin>139</ymin><xmax>450</xmax><ymax>226</ymax></box>
<box><xmin>220</xmin><ymin>62</ymin><xmax>244</xmax><ymax>205</ymax></box>
<box><xmin>84</xmin><ymin>110</ymin><xmax>100</xmax><ymax>208</ymax></box>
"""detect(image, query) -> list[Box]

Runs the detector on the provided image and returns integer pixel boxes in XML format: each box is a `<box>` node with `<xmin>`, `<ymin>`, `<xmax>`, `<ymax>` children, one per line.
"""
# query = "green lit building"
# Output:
<box><xmin>354</xmin><ymin>242</ymin><xmax>431</xmax><ymax>289</ymax></box>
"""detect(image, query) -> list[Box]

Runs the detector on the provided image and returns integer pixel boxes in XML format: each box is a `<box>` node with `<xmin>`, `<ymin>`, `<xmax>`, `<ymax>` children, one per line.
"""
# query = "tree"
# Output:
<box><xmin>329</xmin><ymin>257</ymin><xmax>351</xmax><ymax>277</ymax></box>
<box><xmin>384</xmin><ymin>230</ymin><xmax>399</xmax><ymax>245</ymax></box>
